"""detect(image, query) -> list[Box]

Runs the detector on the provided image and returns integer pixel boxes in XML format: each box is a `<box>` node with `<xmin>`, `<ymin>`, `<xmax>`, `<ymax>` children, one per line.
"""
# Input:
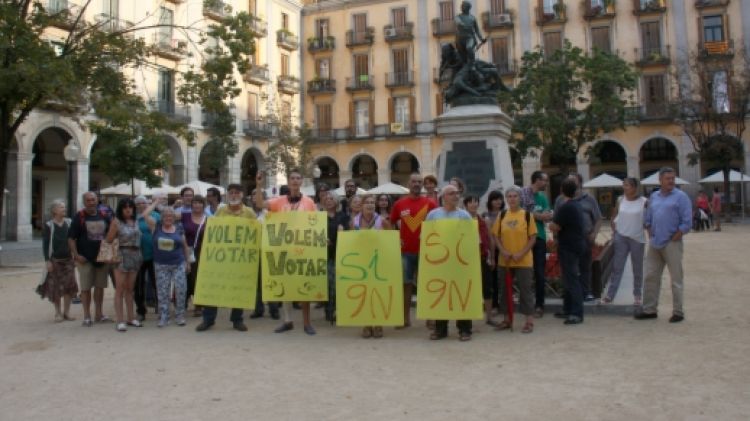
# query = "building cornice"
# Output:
<box><xmin>302</xmin><ymin>0</ymin><xmax>405</xmax><ymax>16</ymax></box>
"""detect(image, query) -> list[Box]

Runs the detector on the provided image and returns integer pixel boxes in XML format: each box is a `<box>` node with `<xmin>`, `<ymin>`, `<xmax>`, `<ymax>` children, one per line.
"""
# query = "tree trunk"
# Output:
<box><xmin>722</xmin><ymin>167</ymin><xmax>732</xmax><ymax>223</ymax></box>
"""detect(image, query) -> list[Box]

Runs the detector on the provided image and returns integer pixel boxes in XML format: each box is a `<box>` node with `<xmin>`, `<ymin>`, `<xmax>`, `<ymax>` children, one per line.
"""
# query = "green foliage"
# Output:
<box><xmin>263</xmin><ymin>102</ymin><xmax>312</xmax><ymax>178</ymax></box>
<box><xmin>499</xmin><ymin>40</ymin><xmax>638</xmax><ymax>170</ymax></box>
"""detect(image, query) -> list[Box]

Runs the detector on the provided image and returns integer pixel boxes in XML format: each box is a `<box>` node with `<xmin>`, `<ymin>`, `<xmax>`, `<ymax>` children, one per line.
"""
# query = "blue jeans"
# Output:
<box><xmin>402</xmin><ymin>253</ymin><xmax>419</xmax><ymax>284</ymax></box>
<box><xmin>202</xmin><ymin>306</ymin><xmax>243</xmax><ymax>325</ymax></box>
<box><xmin>560</xmin><ymin>248</ymin><xmax>584</xmax><ymax>319</ymax></box>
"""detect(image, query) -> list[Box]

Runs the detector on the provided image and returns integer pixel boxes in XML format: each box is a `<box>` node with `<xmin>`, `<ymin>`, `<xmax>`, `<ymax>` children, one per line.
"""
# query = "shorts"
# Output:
<box><xmin>76</xmin><ymin>261</ymin><xmax>110</xmax><ymax>290</ymax></box>
<box><xmin>402</xmin><ymin>253</ymin><xmax>419</xmax><ymax>285</ymax></box>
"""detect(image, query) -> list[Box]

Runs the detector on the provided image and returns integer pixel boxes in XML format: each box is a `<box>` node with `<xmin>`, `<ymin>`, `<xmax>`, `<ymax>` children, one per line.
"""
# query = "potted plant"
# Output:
<box><xmin>553</xmin><ymin>2</ymin><xmax>566</xmax><ymax>19</ymax></box>
<box><xmin>603</xmin><ymin>0</ymin><xmax>615</xmax><ymax>14</ymax></box>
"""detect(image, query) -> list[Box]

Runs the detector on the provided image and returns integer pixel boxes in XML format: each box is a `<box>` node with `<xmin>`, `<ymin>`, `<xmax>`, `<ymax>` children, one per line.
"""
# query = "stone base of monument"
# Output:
<box><xmin>435</xmin><ymin>104</ymin><xmax>515</xmax><ymax>207</ymax></box>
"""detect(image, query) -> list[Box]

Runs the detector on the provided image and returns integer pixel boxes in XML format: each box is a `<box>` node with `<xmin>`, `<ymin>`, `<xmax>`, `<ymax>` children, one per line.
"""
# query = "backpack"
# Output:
<box><xmin>498</xmin><ymin>209</ymin><xmax>531</xmax><ymax>236</ymax></box>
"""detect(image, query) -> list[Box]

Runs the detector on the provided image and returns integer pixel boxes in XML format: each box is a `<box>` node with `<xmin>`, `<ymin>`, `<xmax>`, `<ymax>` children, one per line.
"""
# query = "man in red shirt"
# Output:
<box><xmin>390</xmin><ymin>173</ymin><xmax>437</xmax><ymax>328</ymax></box>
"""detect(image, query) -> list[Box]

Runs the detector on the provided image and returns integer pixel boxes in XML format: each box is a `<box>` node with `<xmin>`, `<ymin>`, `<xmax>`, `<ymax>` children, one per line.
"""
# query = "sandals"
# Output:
<box><xmin>494</xmin><ymin>320</ymin><xmax>513</xmax><ymax>332</ymax></box>
<box><xmin>127</xmin><ymin>319</ymin><xmax>142</xmax><ymax>328</ymax></box>
<box><xmin>459</xmin><ymin>333</ymin><xmax>472</xmax><ymax>342</ymax></box>
<box><xmin>54</xmin><ymin>314</ymin><xmax>64</xmax><ymax>323</ymax></box>
<box><xmin>63</xmin><ymin>314</ymin><xmax>76</xmax><ymax>321</ymax></box>
<box><xmin>600</xmin><ymin>297</ymin><xmax>613</xmax><ymax>305</ymax></box>
<box><xmin>521</xmin><ymin>321</ymin><xmax>534</xmax><ymax>334</ymax></box>
<box><xmin>429</xmin><ymin>331</ymin><xmax>447</xmax><ymax>340</ymax></box>
<box><xmin>81</xmin><ymin>318</ymin><xmax>93</xmax><ymax>327</ymax></box>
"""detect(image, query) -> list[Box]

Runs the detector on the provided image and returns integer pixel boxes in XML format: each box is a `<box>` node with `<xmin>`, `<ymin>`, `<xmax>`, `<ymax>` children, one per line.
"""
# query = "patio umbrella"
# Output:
<box><xmin>582</xmin><ymin>173</ymin><xmax>623</xmax><ymax>188</ymax></box>
<box><xmin>640</xmin><ymin>172</ymin><xmax>690</xmax><ymax>186</ymax></box>
<box><xmin>177</xmin><ymin>180</ymin><xmax>225</xmax><ymax>196</ymax></box>
<box><xmin>100</xmin><ymin>179</ymin><xmax>178</xmax><ymax>196</ymax></box>
<box><xmin>334</xmin><ymin>186</ymin><xmax>366</xmax><ymax>196</ymax></box>
<box><xmin>366</xmin><ymin>182</ymin><xmax>409</xmax><ymax>195</ymax></box>
<box><xmin>300</xmin><ymin>184</ymin><xmax>316</xmax><ymax>197</ymax></box>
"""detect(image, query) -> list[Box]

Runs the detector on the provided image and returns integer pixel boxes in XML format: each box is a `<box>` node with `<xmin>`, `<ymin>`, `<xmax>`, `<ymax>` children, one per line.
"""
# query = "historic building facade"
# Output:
<box><xmin>5</xmin><ymin>0</ymin><xmax>750</xmax><ymax>240</ymax></box>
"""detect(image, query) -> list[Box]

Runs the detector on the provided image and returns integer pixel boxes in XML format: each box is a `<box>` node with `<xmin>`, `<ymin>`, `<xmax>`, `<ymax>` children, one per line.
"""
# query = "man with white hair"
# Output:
<box><xmin>425</xmin><ymin>184</ymin><xmax>474</xmax><ymax>341</ymax></box>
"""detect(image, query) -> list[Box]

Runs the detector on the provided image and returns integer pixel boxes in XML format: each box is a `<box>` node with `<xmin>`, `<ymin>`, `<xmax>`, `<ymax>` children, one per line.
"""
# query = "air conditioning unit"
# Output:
<box><xmin>497</xmin><ymin>13</ymin><xmax>511</xmax><ymax>24</ymax></box>
<box><xmin>390</xmin><ymin>122</ymin><xmax>403</xmax><ymax>133</ymax></box>
<box><xmin>385</xmin><ymin>28</ymin><xmax>397</xmax><ymax>38</ymax></box>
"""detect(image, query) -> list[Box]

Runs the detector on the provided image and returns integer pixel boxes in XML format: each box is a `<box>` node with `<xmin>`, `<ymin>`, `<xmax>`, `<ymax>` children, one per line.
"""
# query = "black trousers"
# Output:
<box><xmin>135</xmin><ymin>260</ymin><xmax>155</xmax><ymax>317</ymax></box>
<box><xmin>533</xmin><ymin>237</ymin><xmax>547</xmax><ymax>309</ymax></box>
<box><xmin>434</xmin><ymin>320</ymin><xmax>472</xmax><ymax>336</ymax></box>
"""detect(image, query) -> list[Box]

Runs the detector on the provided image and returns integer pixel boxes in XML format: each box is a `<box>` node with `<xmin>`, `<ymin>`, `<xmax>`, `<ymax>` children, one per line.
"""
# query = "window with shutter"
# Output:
<box><xmin>543</xmin><ymin>32</ymin><xmax>562</xmax><ymax>57</ymax></box>
<box><xmin>440</xmin><ymin>1</ymin><xmax>454</xmax><ymax>21</ymax></box>
<box><xmin>316</xmin><ymin>59</ymin><xmax>330</xmax><ymax>79</ymax></box>
<box><xmin>354</xmin><ymin>54</ymin><xmax>369</xmax><ymax>77</ymax></box>
<box><xmin>282</xmin><ymin>13</ymin><xmax>289</xmax><ymax>30</ymax></box>
<box><xmin>491</xmin><ymin>37</ymin><xmax>509</xmax><ymax>72</ymax></box>
<box><xmin>643</xmin><ymin>74</ymin><xmax>666</xmax><ymax>116</ymax></box>
<box><xmin>315</xmin><ymin>104</ymin><xmax>332</xmax><ymax>130</ymax></box>
<box><xmin>392</xmin><ymin>7</ymin><xmax>407</xmax><ymax>28</ymax></box>
<box><xmin>281</xmin><ymin>54</ymin><xmax>289</xmax><ymax>76</ymax></box>
<box><xmin>591</xmin><ymin>27</ymin><xmax>611</xmax><ymax>53</ymax></box>
<box><xmin>316</xmin><ymin>19</ymin><xmax>329</xmax><ymax>38</ymax></box>
<box><xmin>355</xmin><ymin>100</ymin><xmax>369</xmax><ymax>137</ymax></box>
<box><xmin>640</xmin><ymin>21</ymin><xmax>661</xmax><ymax>55</ymax></box>
<box><xmin>353</xmin><ymin>13</ymin><xmax>367</xmax><ymax>33</ymax></box>
<box><xmin>159</xmin><ymin>7</ymin><xmax>173</xmax><ymax>42</ymax></box>
<box><xmin>490</xmin><ymin>0</ymin><xmax>504</xmax><ymax>15</ymax></box>
<box><xmin>247</xmin><ymin>92</ymin><xmax>258</xmax><ymax>120</ymax></box>
<box><xmin>702</xmin><ymin>15</ymin><xmax>724</xmax><ymax>42</ymax></box>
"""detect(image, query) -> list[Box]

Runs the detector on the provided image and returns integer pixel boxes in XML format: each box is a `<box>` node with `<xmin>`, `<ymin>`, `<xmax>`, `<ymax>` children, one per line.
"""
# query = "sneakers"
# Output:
<box><xmin>195</xmin><ymin>321</ymin><xmax>213</xmax><ymax>332</ymax></box>
<box><xmin>81</xmin><ymin>318</ymin><xmax>93</xmax><ymax>327</ymax></box>
<box><xmin>669</xmin><ymin>314</ymin><xmax>684</xmax><ymax>323</ymax></box>
<box><xmin>128</xmin><ymin>319</ymin><xmax>142</xmax><ymax>328</ymax></box>
<box><xmin>157</xmin><ymin>318</ymin><xmax>169</xmax><ymax>328</ymax></box>
<box><xmin>233</xmin><ymin>321</ymin><xmax>248</xmax><ymax>332</ymax></box>
<box><xmin>116</xmin><ymin>322</ymin><xmax>127</xmax><ymax>332</ymax></box>
<box><xmin>176</xmin><ymin>318</ymin><xmax>186</xmax><ymax>326</ymax></box>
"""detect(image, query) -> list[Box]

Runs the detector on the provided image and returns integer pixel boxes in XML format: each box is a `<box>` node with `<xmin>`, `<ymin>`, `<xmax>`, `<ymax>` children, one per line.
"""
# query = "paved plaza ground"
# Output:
<box><xmin>1</xmin><ymin>224</ymin><xmax>749</xmax><ymax>420</ymax></box>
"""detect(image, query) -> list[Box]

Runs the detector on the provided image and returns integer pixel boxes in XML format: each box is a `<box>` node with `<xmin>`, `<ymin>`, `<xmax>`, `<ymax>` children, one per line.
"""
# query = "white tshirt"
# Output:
<box><xmin>614</xmin><ymin>196</ymin><xmax>647</xmax><ymax>243</ymax></box>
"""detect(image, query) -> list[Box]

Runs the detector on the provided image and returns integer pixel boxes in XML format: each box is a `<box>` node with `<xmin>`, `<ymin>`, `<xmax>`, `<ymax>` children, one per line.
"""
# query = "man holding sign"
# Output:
<box><xmin>255</xmin><ymin>169</ymin><xmax>321</xmax><ymax>336</ymax></box>
<box><xmin>421</xmin><ymin>184</ymin><xmax>482</xmax><ymax>342</ymax></box>
<box><xmin>195</xmin><ymin>184</ymin><xmax>258</xmax><ymax>333</ymax></box>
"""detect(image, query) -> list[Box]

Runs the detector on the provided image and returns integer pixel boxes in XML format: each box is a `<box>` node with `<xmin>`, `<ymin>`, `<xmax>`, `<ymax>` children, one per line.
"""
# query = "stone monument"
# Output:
<box><xmin>435</xmin><ymin>1</ymin><xmax>515</xmax><ymax>200</ymax></box>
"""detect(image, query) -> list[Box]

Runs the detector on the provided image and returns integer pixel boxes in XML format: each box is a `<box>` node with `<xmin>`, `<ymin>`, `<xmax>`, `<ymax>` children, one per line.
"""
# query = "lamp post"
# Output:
<box><xmin>63</xmin><ymin>143</ymin><xmax>80</xmax><ymax>218</ymax></box>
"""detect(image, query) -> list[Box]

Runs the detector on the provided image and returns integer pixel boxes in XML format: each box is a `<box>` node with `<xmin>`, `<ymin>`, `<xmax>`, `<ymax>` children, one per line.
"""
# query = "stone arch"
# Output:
<box><xmin>163</xmin><ymin>135</ymin><xmax>186</xmax><ymax>186</ymax></box>
<box><xmin>29</xmin><ymin>127</ymin><xmax>75</xmax><ymax>233</ymax></box>
<box><xmin>639</xmin><ymin>136</ymin><xmax>679</xmax><ymax>178</ymax></box>
<box><xmin>588</xmin><ymin>139</ymin><xmax>628</xmax><ymax>179</ymax></box>
<box><xmin>240</xmin><ymin>147</ymin><xmax>264</xmax><ymax>195</ymax></box>
<box><xmin>388</xmin><ymin>151</ymin><xmax>420</xmax><ymax>186</ymax></box>
<box><xmin>198</xmin><ymin>140</ymin><xmax>224</xmax><ymax>186</ymax></box>
<box><xmin>313</xmin><ymin>155</ymin><xmax>340</xmax><ymax>189</ymax></box>
<box><xmin>348</xmin><ymin>153</ymin><xmax>379</xmax><ymax>189</ymax></box>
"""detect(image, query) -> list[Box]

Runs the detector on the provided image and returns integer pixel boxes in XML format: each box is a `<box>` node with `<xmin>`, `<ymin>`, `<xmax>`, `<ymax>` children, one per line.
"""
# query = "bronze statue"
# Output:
<box><xmin>439</xmin><ymin>1</ymin><xmax>507</xmax><ymax>108</ymax></box>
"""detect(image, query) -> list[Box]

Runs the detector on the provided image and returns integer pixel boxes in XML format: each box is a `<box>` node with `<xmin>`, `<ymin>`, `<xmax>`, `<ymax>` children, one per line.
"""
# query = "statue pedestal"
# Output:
<box><xmin>436</xmin><ymin>104</ymin><xmax>515</xmax><ymax>201</ymax></box>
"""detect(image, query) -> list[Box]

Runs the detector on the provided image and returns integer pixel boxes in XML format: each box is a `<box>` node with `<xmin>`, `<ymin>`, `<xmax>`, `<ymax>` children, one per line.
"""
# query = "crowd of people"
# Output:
<box><xmin>37</xmin><ymin>166</ymin><xmax>698</xmax><ymax>339</ymax></box>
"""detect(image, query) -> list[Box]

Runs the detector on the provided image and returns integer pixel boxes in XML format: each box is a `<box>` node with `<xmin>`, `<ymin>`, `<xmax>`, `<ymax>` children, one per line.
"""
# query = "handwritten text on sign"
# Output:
<box><xmin>193</xmin><ymin>217</ymin><xmax>261</xmax><ymax>309</ymax></box>
<box><xmin>416</xmin><ymin>219</ymin><xmax>484</xmax><ymax>320</ymax></box>
<box><xmin>336</xmin><ymin>230</ymin><xmax>404</xmax><ymax>326</ymax></box>
<box><xmin>261</xmin><ymin>211</ymin><xmax>328</xmax><ymax>301</ymax></box>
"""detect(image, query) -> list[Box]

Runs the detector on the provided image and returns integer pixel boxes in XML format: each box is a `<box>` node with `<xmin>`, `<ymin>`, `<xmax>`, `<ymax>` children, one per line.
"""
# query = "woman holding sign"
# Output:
<box><xmin>425</xmin><ymin>184</ymin><xmax>474</xmax><ymax>342</ymax></box>
<box><xmin>351</xmin><ymin>195</ymin><xmax>391</xmax><ymax>338</ymax></box>
<box><xmin>255</xmin><ymin>170</ymin><xmax>319</xmax><ymax>336</ymax></box>
<box><xmin>492</xmin><ymin>186</ymin><xmax>538</xmax><ymax>334</ymax></box>
<box><xmin>143</xmin><ymin>200</ymin><xmax>191</xmax><ymax>328</ymax></box>
<box><xmin>183</xmin><ymin>195</ymin><xmax>207</xmax><ymax>317</ymax></box>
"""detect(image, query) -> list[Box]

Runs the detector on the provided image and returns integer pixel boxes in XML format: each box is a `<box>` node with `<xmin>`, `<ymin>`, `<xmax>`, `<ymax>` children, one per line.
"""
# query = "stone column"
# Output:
<box><xmin>419</xmin><ymin>136</ymin><xmax>435</xmax><ymax>176</ymax></box>
<box><xmin>626</xmin><ymin>155</ymin><xmax>639</xmax><ymax>178</ymax></box>
<box><xmin>377</xmin><ymin>168</ymin><xmax>390</xmax><ymax>186</ymax></box>
<box><xmin>678</xmin><ymin>136</ymin><xmax>700</xmax><ymax>196</ymax></box>
<box><xmin>227</xmin><ymin>155</ymin><xmax>241</xmax><ymax>185</ymax></box>
<box><xmin>75</xmin><ymin>158</ymin><xmax>89</xmax><ymax>212</ymax></box>
<box><xmin>12</xmin><ymin>152</ymin><xmax>34</xmax><ymax>241</ymax></box>
<box><xmin>576</xmin><ymin>159</ymin><xmax>591</xmax><ymax>182</ymax></box>
<box><xmin>186</xmin><ymin>146</ymin><xmax>199</xmax><ymax>182</ymax></box>
<box><xmin>339</xmin><ymin>170</ymin><xmax>353</xmax><ymax>187</ymax></box>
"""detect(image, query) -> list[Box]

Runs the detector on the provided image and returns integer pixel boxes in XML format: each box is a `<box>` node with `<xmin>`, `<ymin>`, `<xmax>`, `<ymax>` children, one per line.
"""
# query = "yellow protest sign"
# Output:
<box><xmin>261</xmin><ymin>211</ymin><xmax>328</xmax><ymax>302</ymax></box>
<box><xmin>336</xmin><ymin>230</ymin><xmax>404</xmax><ymax>326</ymax></box>
<box><xmin>416</xmin><ymin>219</ymin><xmax>484</xmax><ymax>320</ymax></box>
<box><xmin>194</xmin><ymin>217</ymin><xmax>261</xmax><ymax>309</ymax></box>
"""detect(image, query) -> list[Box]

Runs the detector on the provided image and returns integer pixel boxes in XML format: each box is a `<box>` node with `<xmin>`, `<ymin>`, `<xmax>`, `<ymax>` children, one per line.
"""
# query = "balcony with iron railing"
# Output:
<box><xmin>243</xmin><ymin>119</ymin><xmax>271</xmax><ymax>137</ymax></box>
<box><xmin>633</xmin><ymin>0</ymin><xmax>666</xmax><ymax>15</ymax></box>
<box><xmin>243</xmin><ymin>63</ymin><xmax>270</xmax><ymax>85</ymax></box>
<box><xmin>203</xmin><ymin>1</ymin><xmax>229</xmax><ymax>21</ymax></box>
<box><xmin>385</xmin><ymin>122</ymin><xmax>414</xmax><ymax>136</ymax></box>
<box><xmin>95</xmin><ymin>13</ymin><xmax>135</xmax><ymax>37</ymax></box>
<box><xmin>481</xmin><ymin>11</ymin><xmax>514</xmax><ymax>31</ymax></box>
<box><xmin>151</xmin><ymin>34</ymin><xmax>187</xmax><ymax>60</ymax></box>
<box><xmin>583</xmin><ymin>0</ymin><xmax>616</xmax><ymax>20</ymax></box>
<box><xmin>309</xmin><ymin>128</ymin><xmax>336</xmax><ymax>143</ymax></box>
<box><xmin>624</xmin><ymin>102</ymin><xmax>678</xmax><ymax>122</ymax></box>
<box><xmin>44</xmin><ymin>0</ymin><xmax>82</xmax><ymax>30</ymax></box>
<box><xmin>635</xmin><ymin>45</ymin><xmax>671</xmax><ymax>67</ymax></box>
<box><xmin>346</xmin><ymin>75</ymin><xmax>375</xmax><ymax>92</ymax></box>
<box><xmin>248</xmin><ymin>16</ymin><xmax>268</xmax><ymax>37</ymax></box>
<box><xmin>277</xmin><ymin>75</ymin><xmax>301</xmax><ymax>94</ymax></box>
<box><xmin>277</xmin><ymin>30</ymin><xmax>299</xmax><ymax>50</ymax></box>
<box><xmin>694</xmin><ymin>0</ymin><xmax>730</xmax><ymax>10</ymax></box>
<box><xmin>307</xmin><ymin>36</ymin><xmax>335</xmax><ymax>53</ymax></box>
<box><xmin>346</xmin><ymin>27</ymin><xmax>375</xmax><ymax>48</ymax></box>
<box><xmin>348</xmin><ymin>124</ymin><xmax>373</xmax><ymax>139</ymax></box>
<box><xmin>385</xmin><ymin>71</ymin><xmax>414</xmax><ymax>88</ymax></box>
<box><xmin>151</xmin><ymin>100</ymin><xmax>191</xmax><ymax>123</ymax></box>
<box><xmin>307</xmin><ymin>79</ymin><xmax>336</xmax><ymax>95</ymax></box>
<box><xmin>536</xmin><ymin>1</ymin><xmax>567</xmax><ymax>25</ymax></box>
<box><xmin>699</xmin><ymin>39</ymin><xmax>734</xmax><ymax>60</ymax></box>
<box><xmin>383</xmin><ymin>23</ymin><xmax>414</xmax><ymax>42</ymax></box>
<box><xmin>431</xmin><ymin>18</ymin><xmax>457</xmax><ymax>36</ymax></box>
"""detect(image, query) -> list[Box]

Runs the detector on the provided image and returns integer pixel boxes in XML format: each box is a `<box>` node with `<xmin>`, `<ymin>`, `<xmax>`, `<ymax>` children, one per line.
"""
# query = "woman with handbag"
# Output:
<box><xmin>105</xmin><ymin>198</ymin><xmax>142</xmax><ymax>332</ymax></box>
<box><xmin>40</xmin><ymin>200</ymin><xmax>79</xmax><ymax>323</ymax></box>
<box><xmin>182</xmin><ymin>195</ymin><xmax>207</xmax><ymax>317</ymax></box>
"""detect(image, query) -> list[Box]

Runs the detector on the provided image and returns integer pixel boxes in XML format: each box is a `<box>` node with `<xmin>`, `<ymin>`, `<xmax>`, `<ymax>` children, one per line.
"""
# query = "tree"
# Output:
<box><xmin>499</xmin><ymin>40</ymin><xmax>638</xmax><ymax>171</ymax></box>
<box><xmin>673</xmin><ymin>49</ymin><xmax>749</xmax><ymax>218</ymax></box>
<box><xmin>262</xmin><ymin>100</ymin><xmax>313</xmax><ymax>179</ymax></box>
<box><xmin>0</xmin><ymin>0</ymin><xmax>255</xmax><ymax>236</ymax></box>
